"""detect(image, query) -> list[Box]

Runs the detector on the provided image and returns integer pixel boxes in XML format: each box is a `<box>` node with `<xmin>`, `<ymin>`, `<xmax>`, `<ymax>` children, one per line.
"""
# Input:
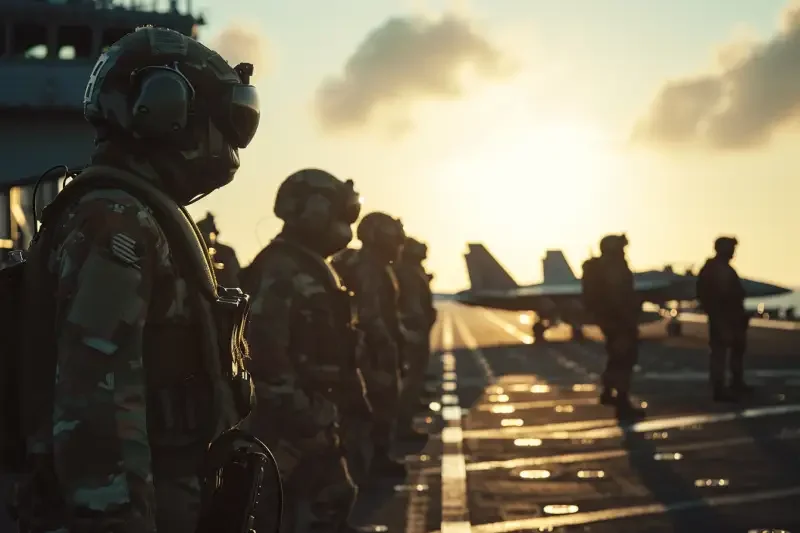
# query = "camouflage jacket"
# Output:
<box><xmin>394</xmin><ymin>260</ymin><xmax>436</xmax><ymax>335</ymax></box>
<box><xmin>24</xmin><ymin>186</ymin><xmax>220</xmax><ymax>533</ymax></box>
<box><xmin>330</xmin><ymin>248</ymin><xmax>401</xmax><ymax>370</ymax></box>
<box><xmin>245</xmin><ymin>236</ymin><xmax>361</xmax><ymax>441</ymax></box>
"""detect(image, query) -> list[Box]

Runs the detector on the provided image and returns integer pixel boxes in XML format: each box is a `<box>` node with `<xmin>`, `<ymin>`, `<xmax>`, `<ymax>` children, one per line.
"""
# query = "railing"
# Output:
<box><xmin>0</xmin><ymin>0</ymin><xmax>202</xmax><ymax>17</ymax></box>
<box><xmin>93</xmin><ymin>0</ymin><xmax>197</xmax><ymax>16</ymax></box>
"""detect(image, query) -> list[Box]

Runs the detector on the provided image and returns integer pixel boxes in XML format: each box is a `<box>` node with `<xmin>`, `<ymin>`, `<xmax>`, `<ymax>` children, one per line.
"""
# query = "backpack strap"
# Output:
<box><xmin>32</xmin><ymin>165</ymin><xmax>245</xmax><ymax>443</ymax></box>
<box><xmin>270</xmin><ymin>237</ymin><xmax>343</xmax><ymax>292</ymax></box>
<box><xmin>40</xmin><ymin>165</ymin><xmax>218</xmax><ymax>300</ymax></box>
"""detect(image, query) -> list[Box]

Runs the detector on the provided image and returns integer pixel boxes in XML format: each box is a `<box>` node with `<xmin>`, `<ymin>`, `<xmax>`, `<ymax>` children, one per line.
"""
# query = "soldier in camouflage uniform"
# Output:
<box><xmin>330</xmin><ymin>213</ymin><xmax>407</xmax><ymax>478</ymax></box>
<box><xmin>11</xmin><ymin>27</ymin><xmax>260</xmax><ymax>533</ymax></box>
<box><xmin>326</xmin><ymin>247</ymin><xmax>374</xmax><ymax>487</ymax></box>
<box><xmin>243</xmin><ymin>168</ymin><xmax>364</xmax><ymax>533</ymax></box>
<box><xmin>590</xmin><ymin>234</ymin><xmax>645</xmax><ymax>418</ymax></box>
<box><xmin>197</xmin><ymin>212</ymin><xmax>242</xmax><ymax>288</ymax></box>
<box><xmin>394</xmin><ymin>237</ymin><xmax>437</xmax><ymax>438</ymax></box>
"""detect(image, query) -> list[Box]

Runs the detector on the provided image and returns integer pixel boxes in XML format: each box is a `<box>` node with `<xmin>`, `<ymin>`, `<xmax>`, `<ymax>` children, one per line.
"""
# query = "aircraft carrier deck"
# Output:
<box><xmin>349</xmin><ymin>302</ymin><xmax>800</xmax><ymax>533</ymax></box>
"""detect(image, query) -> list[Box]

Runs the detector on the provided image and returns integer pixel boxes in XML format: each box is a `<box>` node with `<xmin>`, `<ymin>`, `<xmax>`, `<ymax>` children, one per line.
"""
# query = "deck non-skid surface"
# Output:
<box><xmin>350</xmin><ymin>302</ymin><xmax>800</xmax><ymax>533</ymax></box>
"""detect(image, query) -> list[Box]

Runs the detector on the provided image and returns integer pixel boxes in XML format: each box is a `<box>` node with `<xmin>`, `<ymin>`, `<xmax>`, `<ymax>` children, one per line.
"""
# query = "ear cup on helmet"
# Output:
<box><xmin>129</xmin><ymin>67</ymin><xmax>194</xmax><ymax>145</ymax></box>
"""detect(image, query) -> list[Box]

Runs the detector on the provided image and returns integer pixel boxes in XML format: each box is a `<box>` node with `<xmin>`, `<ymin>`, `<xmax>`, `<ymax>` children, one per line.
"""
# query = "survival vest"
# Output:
<box><xmin>0</xmin><ymin>165</ymin><xmax>255</xmax><ymax>474</ymax></box>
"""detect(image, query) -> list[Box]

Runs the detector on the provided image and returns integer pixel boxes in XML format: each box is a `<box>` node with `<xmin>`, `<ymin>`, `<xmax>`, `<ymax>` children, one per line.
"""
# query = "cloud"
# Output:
<box><xmin>210</xmin><ymin>24</ymin><xmax>270</xmax><ymax>81</ymax></box>
<box><xmin>634</xmin><ymin>1</ymin><xmax>800</xmax><ymax>149</ymax></box>
<box><xmin>314</xmin><ymin>13</ymin><xmax>513</xmax><ymax>133</ymax></box>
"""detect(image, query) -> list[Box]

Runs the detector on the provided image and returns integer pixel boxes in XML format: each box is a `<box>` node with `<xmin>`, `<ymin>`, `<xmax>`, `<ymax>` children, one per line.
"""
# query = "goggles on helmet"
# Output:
<box><xmin>211</xmin><ymin>82</ymin><xmax>260</xmax><ymax>148</ymax></box>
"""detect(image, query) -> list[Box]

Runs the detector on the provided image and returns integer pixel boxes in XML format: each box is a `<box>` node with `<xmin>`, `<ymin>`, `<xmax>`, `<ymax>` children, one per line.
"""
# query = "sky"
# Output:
<box><xmin>184</xmin><ymin>0</ymin><xmax>800</xmax><ymax>292</ymax></box>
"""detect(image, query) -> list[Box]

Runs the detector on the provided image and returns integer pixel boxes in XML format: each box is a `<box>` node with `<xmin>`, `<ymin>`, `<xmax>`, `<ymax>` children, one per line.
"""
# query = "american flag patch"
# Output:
<box><xmin>110</xmin><ymin>233</ymin><xmax>140</xmax><ymax>268</ymax></box>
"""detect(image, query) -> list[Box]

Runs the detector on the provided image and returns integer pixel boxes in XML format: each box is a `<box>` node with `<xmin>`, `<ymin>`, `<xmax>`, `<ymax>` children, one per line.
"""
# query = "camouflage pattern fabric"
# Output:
<box><xmin>16</xmin><ymin>187</ymin><xmax>217</xmax><ymax>533</ymax></box>
<box><xmin>330</xmin><ymin>248</ymin><xmax>402</xmax><ymax>453</ymax></box>
<box><xmin>394</xmin><ymin>260</ymin><xmax>435</xmax><ymax>336</ymax></box>
<box><xmin>327</xmin><ymin>249</ymin><xmax>374</xmax><ymax>486</ymax></box>
<box><xmin>394</xmin><ymin>259</ymin><xmax>436</xmax><ymax>432</ymax></box>
<box><xmin>245</xmin><ymin>237</ymin><xmax>356</xmax><ymax>533</ymax></box>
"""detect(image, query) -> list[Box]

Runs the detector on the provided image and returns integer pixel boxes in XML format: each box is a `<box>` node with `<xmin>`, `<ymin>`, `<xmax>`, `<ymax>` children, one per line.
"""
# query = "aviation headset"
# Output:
<box><xmin>274</xmin><ymin>169</ymin><xmax>361</xmax><ymax>232</ymax></box>
<box><xmin>83</xmin><ymin>27</ymin><xmax>259</xmax><ymax>158</ymax></box>
<box><xmin>357</xmin><ymin>212</ymin><xmax>405</xmax><ymax>248</ymax></box>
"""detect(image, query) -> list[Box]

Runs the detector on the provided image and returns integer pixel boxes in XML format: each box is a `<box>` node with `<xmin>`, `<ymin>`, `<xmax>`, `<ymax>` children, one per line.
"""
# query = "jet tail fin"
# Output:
<box><xmin>464</xmin><ymin>243</ymin><xmax>518</xmax><ymax>290</ymax></box>
<box><xmin>542</xmin><ymin>250</ymin><xmax>577</xmax><ymax>284</ymax></box>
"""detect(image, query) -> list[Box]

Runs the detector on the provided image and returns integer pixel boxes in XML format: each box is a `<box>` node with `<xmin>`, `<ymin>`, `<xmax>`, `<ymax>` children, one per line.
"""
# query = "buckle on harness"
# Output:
<box><xmin>213</xmin><ymin>287</ymin><xmax>255</xmax><ymax>418</ymax></box>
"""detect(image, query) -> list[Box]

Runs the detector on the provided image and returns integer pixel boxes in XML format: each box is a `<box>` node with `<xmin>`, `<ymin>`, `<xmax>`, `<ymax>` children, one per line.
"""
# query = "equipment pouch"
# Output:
<box><xmin>197</xmin><ymin>429</ymin><xmax>281</xmax><ymax>533</ymax></box>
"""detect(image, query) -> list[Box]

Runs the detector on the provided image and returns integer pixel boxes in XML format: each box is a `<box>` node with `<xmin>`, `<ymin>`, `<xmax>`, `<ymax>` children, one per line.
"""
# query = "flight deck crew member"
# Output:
<box><xmin>394</xmin><ymin>236</ymin><xmax>437</xmax><ymax>438</ymax></box>
<box><xmin>582</xmin><ymin>234</ymin><xmax>645</xmax><ymax>419</ymax></box>
<box><xmin>331</xmin><ymin>213</ymin><xmax>407</xmax><ymax>478</ymax></box>
<box><xmin>697</xmin><ymin>236</ymin><xmax>752</xmax><ymax>402</ymax></box>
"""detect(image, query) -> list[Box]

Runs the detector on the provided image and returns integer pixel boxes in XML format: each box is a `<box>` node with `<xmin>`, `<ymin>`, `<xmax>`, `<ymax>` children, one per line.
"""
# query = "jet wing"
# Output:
<box><xmin>455</xmin><ymin>278</ymin><xmax>681</xmax><ymax>311</ymax></box>
<box><xmin>472</xmin><ymin>278</ymin><xmax>677</xmax><ymax>299</ymax></box>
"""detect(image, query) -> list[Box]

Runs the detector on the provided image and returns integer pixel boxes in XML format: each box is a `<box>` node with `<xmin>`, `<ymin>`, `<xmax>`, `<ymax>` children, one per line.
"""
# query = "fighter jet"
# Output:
<box><xmin>454</xmin><ymin>243</ymin><xmax>791</xmax><ymax>341</ymax></box>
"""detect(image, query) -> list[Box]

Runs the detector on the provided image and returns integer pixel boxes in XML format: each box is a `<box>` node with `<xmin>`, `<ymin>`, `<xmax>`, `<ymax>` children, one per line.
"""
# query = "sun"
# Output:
<box><xmin>425</xmin><ymin>100</ymin><xmax>626</xmax><ymax>274</ymax></box>
<box><xmin>436</xmin><ymin>117</ymin><xmax>615</xmax><ymax>217</ymax></box>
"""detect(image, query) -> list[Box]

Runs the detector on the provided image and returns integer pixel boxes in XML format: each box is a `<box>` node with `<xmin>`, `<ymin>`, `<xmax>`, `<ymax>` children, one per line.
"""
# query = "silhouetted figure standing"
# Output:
<box><xmin>582</xmin><ymin>234</ymin><xmax>645</xmax><ymax>419</ymax></box>
<box><xmin>697</xmin><ymin>236</ymin><xmax>751</xmax><ymax>402</ymax></box>
<box><xmin>197</xmin><ymin>212</ymin><xmax>241</xmax><ymax>287</ymax></box>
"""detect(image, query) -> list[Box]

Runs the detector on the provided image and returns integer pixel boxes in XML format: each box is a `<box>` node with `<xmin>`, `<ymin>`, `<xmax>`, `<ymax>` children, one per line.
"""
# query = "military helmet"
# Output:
<box><xmin>599</xmin><ymin>233</ymin><xmax>628</xmax><ymax>254</ymax></box>
<box><xmin>403</xmin><ymin>236</ymin><xmax>428</xmax><ymax>260</ymax></box>
<box><xmin>357</xmin><ymin>212</ymin><xmax>405</xmax><ymax>248</ymax></box>
<box><xmin>714</xmin><ymin>236</ymin><xmax>738</xmax><ymax>253</ymax></box>
<box><xmin>84</xmin><ymin>26</ymin><xmax>259</xmax><ymax>148</ymax></box>
<box><xmin>274</xmin><ymin>168</ymin><xmax>361</xmax><ymax>228</ymax></box>
<box><xmin>83</xmin><ymin>26</ymin><xmax>260</xmax><ymax>203</ymax></box>
<box><xmin>197</xmin><ymin>212</ymin><xmax>219</xmax><ymax>236</ymax></box>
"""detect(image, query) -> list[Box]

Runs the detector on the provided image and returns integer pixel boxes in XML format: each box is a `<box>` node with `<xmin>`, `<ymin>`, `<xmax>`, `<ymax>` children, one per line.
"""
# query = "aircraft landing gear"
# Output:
<box><xmin>532</xmin><ymin>321</ymin><xmax>547</xmax><ymax>342</ymax></box>
<box><xmin>667</xmin><ymin>318</ymin><xmax>682</xmax><ymax>337</ymax></box>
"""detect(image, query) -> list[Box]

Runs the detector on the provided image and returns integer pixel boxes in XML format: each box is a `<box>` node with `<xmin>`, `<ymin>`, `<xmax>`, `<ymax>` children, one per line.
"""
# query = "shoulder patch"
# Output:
<box><xmin>110</xmin><ymin>232</ymin><xmax>142</xmax><ymax>268</ymax></box>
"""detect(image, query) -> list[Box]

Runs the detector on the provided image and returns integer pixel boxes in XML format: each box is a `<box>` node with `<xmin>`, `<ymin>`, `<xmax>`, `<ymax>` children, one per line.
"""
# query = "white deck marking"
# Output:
<box><xmin>430</xmin><ymin>486</ymin><xmax>800</xmax><ymax>533</ymax></box>
<box><xmin>453</xmin><ymin>312</ymin><xmax>496</xmax><ymax>384</ymax></box>
<box><xmin>439</xmin><ymin>311</ymin><xmax>472</xmax><ymax>533</ymax></box>
<box><xmin>419</xmin><ymin>429</ymin><xmax>800</xmax><ymax>475</ymax></box>
<box><xmin>405</xmin><ymin>309</ymin><xmax>449</xmax><ymax>533</ymax></box>
<box><xmin>460</xmin><ymin>403</ymin><xmax>800</xmax><ymax>440</ymax></box>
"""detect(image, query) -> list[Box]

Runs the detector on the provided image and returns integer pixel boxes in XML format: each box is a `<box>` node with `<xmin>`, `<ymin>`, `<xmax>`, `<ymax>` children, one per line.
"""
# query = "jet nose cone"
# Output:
<box><xmin>453</xmin><ymin>289</ymin><xmax>474</xmax><ymax>305</ymax></box>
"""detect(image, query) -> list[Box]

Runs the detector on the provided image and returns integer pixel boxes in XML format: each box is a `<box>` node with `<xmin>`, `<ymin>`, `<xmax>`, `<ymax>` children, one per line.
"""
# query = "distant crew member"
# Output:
<box><xmin>197</xmin><ymin>212</ymin><xmax>241</xmax><ymax>287</ymax></box>
<box><xmin>242</xmin><ymin>169</ymin><xmax>362</xmax><ymax>532</ymax></box>
<box><xmin>582</xmin><ymin>234</ymin><xmax>645</xmax><ymax>418</ymax></box>
<box><xmin>696</xmin><ymin>236</ymin><xmax>751</xmax><ymax>402</ymax></box>
<box><xmin>331</xmin><ymin>212</ymin><xmax>407</xmax><ymax>477</ymax></box>
<box><xmin>394</xmin><ymin>236</ymin><xmax>437</xmax><ymax>438</ymax></box>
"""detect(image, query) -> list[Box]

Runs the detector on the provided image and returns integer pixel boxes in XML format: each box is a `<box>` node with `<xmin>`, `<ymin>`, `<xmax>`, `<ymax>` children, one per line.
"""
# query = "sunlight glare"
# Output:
<box><xmin>421</xmin><ymin>77</ymin><xmax>625</xmax><ymax>262</ymax></box>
